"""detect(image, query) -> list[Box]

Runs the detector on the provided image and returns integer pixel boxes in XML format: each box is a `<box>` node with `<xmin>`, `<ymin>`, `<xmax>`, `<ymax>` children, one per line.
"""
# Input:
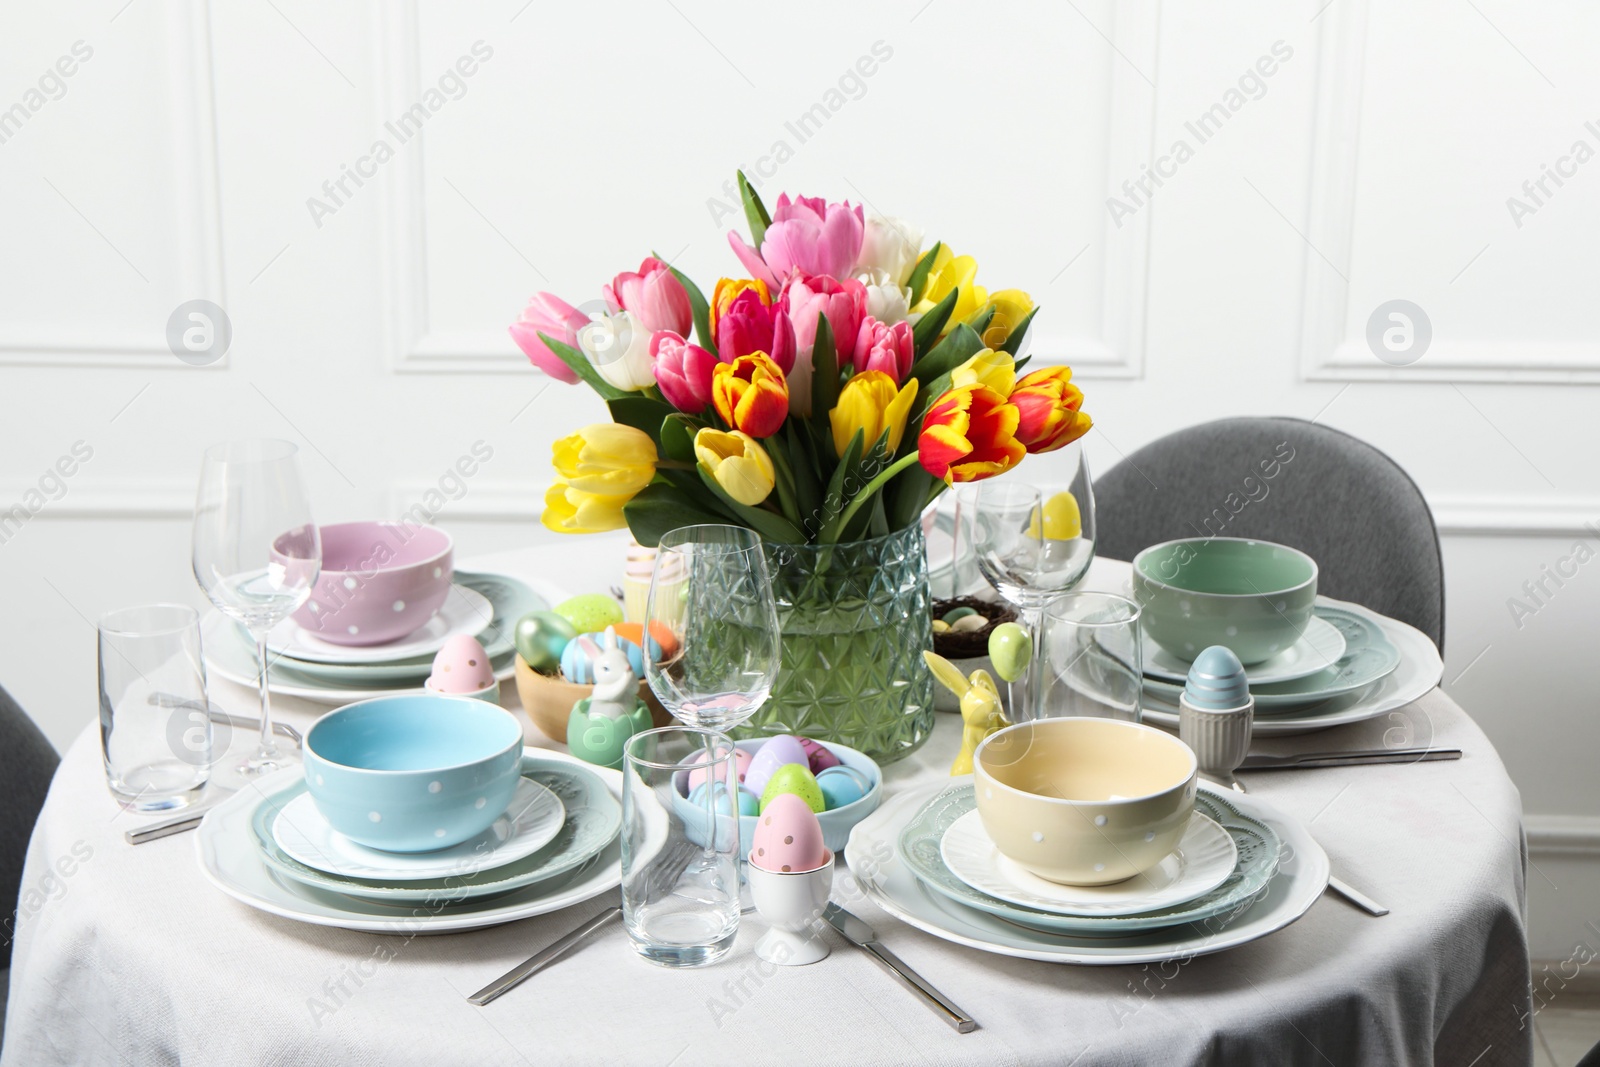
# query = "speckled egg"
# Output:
<box><xmin>427</xmin><ymin>635</ymin><xmax>495</xmax><ymax>694</ymax></box>
<box><xmin>743</xmin><ymin>735</ymin><xmax>809</xmax><ymax>797</ymax></box>
<box><xmin>554</xmin><ymin>593</ymin><xmax>624</xmax><ymax>635</ymax></box>
<box><xmin>750</xmin><ymin>792</ymin><xmax>828</xmax><ymax>873</ymax></box>
<box><xmin>759</xmin><ymin>763</ymin><xmax>825</xmax><ymax>815</ymax></box>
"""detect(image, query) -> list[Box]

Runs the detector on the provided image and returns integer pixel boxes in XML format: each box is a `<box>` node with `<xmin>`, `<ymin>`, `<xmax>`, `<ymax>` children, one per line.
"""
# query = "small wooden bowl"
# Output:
<box><xmin>513</xmin><ymin>654</ymin><xmax>671</xmax><ymax>744</ymax></box>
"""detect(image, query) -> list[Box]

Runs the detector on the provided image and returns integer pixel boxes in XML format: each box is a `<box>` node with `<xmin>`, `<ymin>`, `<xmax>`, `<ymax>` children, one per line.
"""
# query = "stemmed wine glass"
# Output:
<box><xmin>644</xmin><ymin>525</ymin><xmax>782</xmax><ymax>733</ymax></box>
<box><xmin>965</xmin><ymin>448</ymin><xmax>1097</xmax><ymax>718</ymax></box>
<box><xmin>191</xmin><ymin>440</ymin><xmax>320</xmax><ymax>776</ymax></box>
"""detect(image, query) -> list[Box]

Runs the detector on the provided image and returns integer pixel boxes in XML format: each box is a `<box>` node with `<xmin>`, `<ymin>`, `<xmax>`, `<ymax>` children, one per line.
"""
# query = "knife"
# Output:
<box><xmin>1239</xmin><ymin>748</ymin><xmax>1461</xmax><ymax>770</ymax></box>
<box><xmin>469</xmin><ymin>907</ymin><xmax>621</xmax><ymax>1006</ymax></box>
<box><xmin>822</xmin><ymin>903</ymin><xmax>977</xmax><ymax>1034</ymax></box>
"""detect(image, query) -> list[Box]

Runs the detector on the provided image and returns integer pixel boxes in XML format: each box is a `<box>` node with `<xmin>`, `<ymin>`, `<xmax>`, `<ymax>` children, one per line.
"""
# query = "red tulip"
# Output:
<box><xmin>917</xmin><ymin>385</ymin><xmax>1025</xmax><ymax>484</ymax></box>
<box><xmin>710</xmin><ymin>279</ymin><xmax>795</xmax><ymax>372</ymax></box>
<box><xmin>1010</xmin><ymin>367</ymin><xmax>1092</xmax><ymax>454</ymax></box>
<box><xmin>711</xmin><ymin>352</ymin><xmax>789</xmax><ymax>438</ymax></box>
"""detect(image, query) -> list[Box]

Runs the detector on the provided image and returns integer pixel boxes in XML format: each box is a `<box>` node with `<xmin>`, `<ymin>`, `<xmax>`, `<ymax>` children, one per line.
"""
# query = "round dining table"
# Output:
<box><xmin>1</xmin><ymin>539</ymin><xmax>1532</xmax><ymax>1067</ymax></box>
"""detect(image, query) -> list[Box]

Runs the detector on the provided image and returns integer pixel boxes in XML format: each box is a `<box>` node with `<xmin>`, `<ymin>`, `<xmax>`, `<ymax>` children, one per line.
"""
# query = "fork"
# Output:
<box><xmin>469</xmin><ymin>838</ymin><xmax>702</xmax><ymax>1005</ymax></box>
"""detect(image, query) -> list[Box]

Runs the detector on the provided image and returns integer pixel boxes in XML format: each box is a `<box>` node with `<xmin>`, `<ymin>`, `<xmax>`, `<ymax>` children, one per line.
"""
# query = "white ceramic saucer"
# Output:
<box><xmin>1140</xmin><ymin>614</ymin><xmax>1346</xmax><ymax>685</ymax></box>
<box><xmin>271</xmin><ymin>777</ymin><xmax>563</xmax><ymax>881</ymax></box>
<box><xmin>939</xmin><ymin>808</ymin><xmax>1237</xmax><ymax>916</ymax></box>
<box><xmin>265</xmin><ymin>584</ymin><xmax>493</xmax><ymax>664</ymax></box>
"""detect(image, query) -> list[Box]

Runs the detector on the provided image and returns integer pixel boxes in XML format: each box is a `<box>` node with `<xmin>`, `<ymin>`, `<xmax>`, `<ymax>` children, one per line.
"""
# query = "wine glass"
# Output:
<box><xmin>643</xmin><ymin>525</ymin><xmax>782</xmax><ymax>734</ymax></box>
<box><xmin>966</xmin><ymin>451</ymin><xmax>1097</xmax><ymax>718</ymax></box>
<box><xmin>191</xmin><ymin>440</ymin><xmax>320</xmax><ymax>776</ymax></box>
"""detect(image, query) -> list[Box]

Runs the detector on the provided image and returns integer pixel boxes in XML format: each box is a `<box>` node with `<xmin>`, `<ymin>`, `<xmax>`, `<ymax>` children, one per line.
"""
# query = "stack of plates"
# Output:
<box><xmin>1135</xmin><ymin>596</ymin><xmax>1443</xmax><ymax>736</ymax></box>
<box><xmin>196</xmin><ymin>751</ymin><xmax>622</xmax><ymax>932</ymax></box>
<box><xmin>202</xmin><ymin>571</ymin><xmax>546</xmax><ymax>704</ymax></box>
<box><xmin>845</xmin><ymin>778</ymin><xmax>1330</xmax><ymax>964</ymax></box>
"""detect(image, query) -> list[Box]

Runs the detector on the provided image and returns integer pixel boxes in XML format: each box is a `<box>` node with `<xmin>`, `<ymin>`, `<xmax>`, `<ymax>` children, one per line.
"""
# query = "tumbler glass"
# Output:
<box><xmin>621</xmin><ymin>726</ymin><xmax>741</xmax><ymax>967</ymax></box>
<box><xmin>1037</xmin><ymin>592</ymin><xmax>1143</xmax><ymax>722</ymax></box>
<box><xmin>97</xmin><ymin>604</ymin><xmax>212</xmax><ymax>811</ymax></box>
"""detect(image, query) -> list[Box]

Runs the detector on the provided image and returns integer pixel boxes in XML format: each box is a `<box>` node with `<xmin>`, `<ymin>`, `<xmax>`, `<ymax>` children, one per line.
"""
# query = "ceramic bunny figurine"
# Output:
<box><xmin>567</xmin><ymin>627</ymin><xmax>652</xmax><ymax>769</ymax></box>
<box><xmin>923</xmin><ymin>651</ymin><xmax>1008</xmax><ymax>776</ymax></box>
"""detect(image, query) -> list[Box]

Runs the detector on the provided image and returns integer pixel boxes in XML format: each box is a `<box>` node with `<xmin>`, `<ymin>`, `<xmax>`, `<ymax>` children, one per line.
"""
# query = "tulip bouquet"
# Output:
<box><xmin>514</xmin><ymin>173</ymin><xmax>1092</xmax><ymax>548</ymax></box>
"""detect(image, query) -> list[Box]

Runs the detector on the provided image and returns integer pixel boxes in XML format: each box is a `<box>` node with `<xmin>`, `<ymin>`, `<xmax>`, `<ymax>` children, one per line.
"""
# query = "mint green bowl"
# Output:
<box><xmin>1131</xmin><ymin>538</ymin><xmax>1317</xmax><ymax>666</ymax></box>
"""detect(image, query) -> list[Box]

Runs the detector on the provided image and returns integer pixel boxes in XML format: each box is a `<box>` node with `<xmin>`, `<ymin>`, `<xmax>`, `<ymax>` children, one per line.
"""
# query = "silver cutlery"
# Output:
<box><xmin>148</xmin><ymin>693</ymin><xmax>304</xmax><ymax>748</ymax></box>
<box><xmin>1326</xmin><ymin>876</ymin><xmax>1388</xmax><ymax>917</ymax></box>
<box><xmin>126</xmin><ymin>809</ymin><xmax>211</xmax><ymax>845</ymax></box>
<box><xmin>1239</xmin><ymin>747</ymin><xmax>1460</xmax><ymax>770</ymax></box>
<box><xmin>469</xmin><ymin>906</ymin><xmax>622</xmax><ymax>1006</ymax></box>
<box><xmin>822</xmin><ymin>903</ymin><xmax>978</xmax><ymax>1034</ymax></box>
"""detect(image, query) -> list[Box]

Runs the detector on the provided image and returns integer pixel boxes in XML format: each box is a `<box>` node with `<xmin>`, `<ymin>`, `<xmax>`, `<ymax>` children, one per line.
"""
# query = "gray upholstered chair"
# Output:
<box><xmin>0</xmin><ymin>685</ymin><xmax>61</xmax><ymax>980</ymax></box>
<box><xmin>1093</xmin><ymin>416</ymin><xmax>1444</xmax><ymax>652</ymax></box>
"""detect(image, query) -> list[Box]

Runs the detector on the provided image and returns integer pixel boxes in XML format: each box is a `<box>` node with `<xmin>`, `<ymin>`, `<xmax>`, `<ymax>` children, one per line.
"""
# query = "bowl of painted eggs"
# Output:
<box><xmin>669</xmin><ymin>734</ymin><xmax>881</xmax><ymax>856</ymax></box>
<box><xmin>510</xmin><ymin>593</ymin><xmax>671</xmax><ymax>743</ymax></box>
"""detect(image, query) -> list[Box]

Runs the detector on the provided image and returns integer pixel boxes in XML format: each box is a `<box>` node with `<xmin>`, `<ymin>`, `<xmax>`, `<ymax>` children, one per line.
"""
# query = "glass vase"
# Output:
<box><xmin>737</xmin><ymin>524</ymin><xmax>935</xmax><ymax>764</ymax></box>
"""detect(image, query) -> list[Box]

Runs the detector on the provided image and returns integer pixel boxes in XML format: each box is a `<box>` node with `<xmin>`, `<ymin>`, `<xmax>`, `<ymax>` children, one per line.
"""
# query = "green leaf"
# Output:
<box><xmin>910</xmin><ymin>288</ymin><xmax>958</xmax><ymax>358</ymax></box>
<box><xmin>887</xmin><ymin>466</ymin><xmax>939</xmax><ymax>532</ymax></box>
<box><xmin>817</xmin><ymin>427</ymin><xmax>865</xmax><ymax>539</ymax></box>
<box><xmin>780</xmin><ymin>422</ymin><xmax>821</xmax><ymax>527</ymax></box>
<box><xmin>910</xmin><ymin>323</ymin><xmax>987</xmax><ymax>395</ymax></box>
<box><xmin>659</xmin><ymin>414</ymin><xmax>699</xmax><ymax>463</ymax></box>
<box><xmin>1012</xmin><ymin>355</ymin><xmax>1032</xmax><ymax>375</ymax></box>
<box><xmin>737</xmin><ymin>170</ymin><xmax>771</xmax><ymax>249</ymax></box>
<box><xmin>537</xmin><ymin>332</ymin><xmax>626</xmax><ymax>401</ymax></box>
<box><xmin>965</xmin><ymin>304</ymin><xmax>995</xmax><ymax>340</ymax></box>
<box><xmin>810</xmin><ymin>311</ymin><xmax>840</xmax><ymax>440</ymax></box>
<box><xmin>607</xmin><ymin>396</ymin><xmax>675</xmax><ymax>443</ymax></box>
<box><xmin>656</xmin><ymin>257</ymin><xmax>716</xmax><ymax>353</ymax></box>
<box><xmin>696</xmin><ymin>463</ymin><xmax>805</xmax><ymax>544</ymax></box>
<box><xmin>623</xmin><ymin>482</ymin><xmax>731</xmax><ymax>548</ymax></box>
<box><xmin>999</xmin><ymin>306</ymin><xmax>1038</xmax><ymax>357</ymax></box>
<box><xmin>906</xmin><ymin>241</ymin><xmax>941</xmax><ymax>306</ymax></box>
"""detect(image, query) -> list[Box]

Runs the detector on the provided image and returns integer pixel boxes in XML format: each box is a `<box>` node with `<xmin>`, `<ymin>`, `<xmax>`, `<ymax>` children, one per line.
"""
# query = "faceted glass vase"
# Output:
<box><xmin>737</xmin><ymin>524</ymin><xmax>935</xmax><ymax>764</ymax></box>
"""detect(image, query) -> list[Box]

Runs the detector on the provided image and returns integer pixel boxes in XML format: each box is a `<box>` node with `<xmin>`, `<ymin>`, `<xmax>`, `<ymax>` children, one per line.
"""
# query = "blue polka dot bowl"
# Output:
<box><xmin>303</xmin><ymin>695</ymin><xmax>524</xmax><ymax>852</ymax></box>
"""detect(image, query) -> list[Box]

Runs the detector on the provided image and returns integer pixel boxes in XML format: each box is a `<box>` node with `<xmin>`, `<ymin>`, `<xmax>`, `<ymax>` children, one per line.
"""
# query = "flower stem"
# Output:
<box><xmin>822</xmin><ymin>451</ymin><xmax>923</xmax><ymax>543</ymax></box>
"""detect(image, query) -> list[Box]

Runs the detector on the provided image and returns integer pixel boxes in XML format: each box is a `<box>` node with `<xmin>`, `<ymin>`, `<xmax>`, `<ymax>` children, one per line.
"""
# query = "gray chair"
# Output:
<box><xmin>1093</xmin><ymin>416</ymin><xmax>1444</xmax><ymax>652</ymax></box>
<box><xmin>0</xmin><ymin>685</ymin><xmax>61</xmax><ymax>973</ymax></box>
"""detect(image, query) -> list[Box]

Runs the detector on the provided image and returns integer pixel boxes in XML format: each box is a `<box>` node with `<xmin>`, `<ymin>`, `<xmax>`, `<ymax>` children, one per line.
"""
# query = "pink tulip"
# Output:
<box><xmin>650</xmin><ymin>331</ymin><xmax>718</xmax><ymax>414</ymax></box>
<box><xmin>604</xmin><ymin>257</ymin><xmax>692</xmax><ymax>336</ymax></box>
<box><xmin>509</xmin><ymin>292</ymin><xmax>589</xmax><ymax>384</ymax></box>
<box><xmin>853</xmin><ymin>317</ymin><xmax>915</xmax><ymax>383</ymax></box>
<box><xmin>727</xmin><ymin>194</ymin><xmax>865</xmax><ymax>290</ymax></box>
<box><xmin>715</xmin><ymin>288</ymin><xmax>796</xmax><ymax>373</ymax></box>
<box><xmin>779</xmin><ymin>273</ymin><xmax>867</xmax><ymax>417</ymax></box>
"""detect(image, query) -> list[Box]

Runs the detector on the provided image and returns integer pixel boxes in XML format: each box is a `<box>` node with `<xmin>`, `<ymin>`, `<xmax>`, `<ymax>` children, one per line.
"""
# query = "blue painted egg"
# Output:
<box><xmin>816</xmin><ymin>765</ymin><xmax>872</xmax><ymax>810</ymax></box>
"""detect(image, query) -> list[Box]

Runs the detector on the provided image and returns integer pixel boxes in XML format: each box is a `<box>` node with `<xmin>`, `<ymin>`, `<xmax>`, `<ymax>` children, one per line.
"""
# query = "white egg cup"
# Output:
<box><xmin>746</xmin><ymin>850</ymin><xmax>834</xmax><ymax>966</ymax></box>
<box><xmin>424</xmin><ymin>677</ymin><xmax>501</xmax><ymax>703</ymax></box>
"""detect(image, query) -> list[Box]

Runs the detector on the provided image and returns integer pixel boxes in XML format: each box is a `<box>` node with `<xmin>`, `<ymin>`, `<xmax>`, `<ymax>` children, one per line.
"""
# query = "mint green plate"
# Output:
<box><xmin>249</xmin><ymin>756</ymin><xmax>620</xmax><ymax>906</ymax></box>
<box><xmin>897</xmin><ymin>782</ymin><xmax>1280</xmax><ymax>936</ymax></box>
<box><xmin>1142</xmin><ymin>605</ymin><xmax>1400</xmax><ymax>710</ymax></box>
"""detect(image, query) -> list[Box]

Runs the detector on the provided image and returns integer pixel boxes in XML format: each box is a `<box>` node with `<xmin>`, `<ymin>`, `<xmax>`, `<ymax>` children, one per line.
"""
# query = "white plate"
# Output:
<box><xmin>195</xmin><ymin>749</ymin><xmax>623</xmax><ymax>934</ymax></box>
<box><xmin>266</xmin><ymin>585</ymin><xmax>493</xmax><ymax>664</ymax></box>
<box><xmin>1138</xmin><ymin>597</ymin><xmax>1442</xmax><ymax>736</ymax></box>
<box><xmin>272</xmin><ymin>777</ymin><xmax>564</xmax><ymax>881</ymax></box>
<box><xmin>844</xmin><ymin>783</ymin><xmax>1329</xmax><ymax>965</ymax></box>
<box><xmin>201</xmin><ymin>611</ymin><xmax>514</xmax><ymax>705</ymax></box>
<box><xmin>939</xmin><ymin>809</ymin><xmax>1237</xmax><ymax>916</ymax></box>
<box><xmin>1140</xmin><ymin>614</ymin><xmax>1347</xmax><ymax>685</ymax></box>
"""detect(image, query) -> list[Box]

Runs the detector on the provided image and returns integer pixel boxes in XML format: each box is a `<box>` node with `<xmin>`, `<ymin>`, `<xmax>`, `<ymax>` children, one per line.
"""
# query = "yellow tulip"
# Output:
<box><xmin>829</xmin><ymin>371</ymin><xmax>919</xmax><ymax>458</ymax></box>
<box><xmin>542</xmin><ymin>482</ymin><xmax>633</xmax><ymax>534</ymax></box>
<box><xmin>982</xmin><ymin>288</ymin><xmax>1034</xmax><ymax>350</ymax></box>
<box><xmin>551</xmin><ymin>423</ymin><xmax>658</xmax><ymax>496</ymax></box>
<box><xmin>950</xmin><ymin>348</ymin><xmax>1016</xmax><ymax>396</ymax></box>
<box><xmin>694</xmin><ymin>428</ymin><xmax>775</xmax><ymax>506</ymax></box>
<box><xmin>910</xmin><ymin>244</ymin><xmax>988</xmax><ymax>328</ymax></box>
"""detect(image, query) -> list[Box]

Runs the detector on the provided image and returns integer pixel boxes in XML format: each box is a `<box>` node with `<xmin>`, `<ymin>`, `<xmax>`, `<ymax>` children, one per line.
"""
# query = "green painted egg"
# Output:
<box><xmin>513</xmin><ymin>610</ymin><xmax>577</xmax><ymax>673</ymax></box>
<box><xmin>988</xmin><ymin>622</ymin><xmax>1033</xmax><ymax>683</ymax></box>
<box><xmin>941</xmin><ymin>606</ymin><xmax>979</xmax><ymax>624</ymax></box>
<box><xmin>759</xmin><ymin>763</ymin><xmax>825</xmax><ymax>815</ymax></box>
<box><xmin>553</xmin><ymin>593</ymin><xmax>624</xmax><ymax>635</ymax></box>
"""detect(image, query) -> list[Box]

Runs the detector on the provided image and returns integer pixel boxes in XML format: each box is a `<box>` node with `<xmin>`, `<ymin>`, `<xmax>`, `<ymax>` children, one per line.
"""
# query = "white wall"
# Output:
<box><xmin>1</xmin><ymin>0</ymin><xmax>1595</xmax><ymax>959</ymax></box>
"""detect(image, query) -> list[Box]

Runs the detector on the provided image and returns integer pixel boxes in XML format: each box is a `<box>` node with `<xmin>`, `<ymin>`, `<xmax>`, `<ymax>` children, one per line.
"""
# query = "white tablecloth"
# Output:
<box><xmin>2</xmin><ymin>542</ymin><xmax>1532</xmax><ymax>1066</ymax></box>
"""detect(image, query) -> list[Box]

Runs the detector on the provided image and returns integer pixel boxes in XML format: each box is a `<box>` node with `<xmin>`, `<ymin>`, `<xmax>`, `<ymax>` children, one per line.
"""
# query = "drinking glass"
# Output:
<box><xmin>965</xmin><ymin>455</ymin><xmax>1097</xmax><ymax>718</ymax></box>
<box><xmin>643</xmin><ymin>525</ymin><xmax>782</xmax><ymax>733</ymax></box>
<box><xmin>191</xmin><ymin>439</ymin><xmax>320</xmax><ymax>776</ymax></box>
<box><xmin>98</xmin><ymin>604</ymin><xmax>212</xmax><ymax>811</ymax></box>
<box><xmin>621</xmin><ymin>727</ymin><xmax>742</xmax><ymax>967</ymax></box>
<box><xmin>1037</xmin><ymin>592</ymin><xmax>1143</xmax><ymax>722</ymax></box>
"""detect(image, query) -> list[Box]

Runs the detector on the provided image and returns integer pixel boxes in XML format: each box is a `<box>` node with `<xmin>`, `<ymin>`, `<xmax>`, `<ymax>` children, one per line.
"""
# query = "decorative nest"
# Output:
<box><xmin>930</xmin><ymin>596</ymin><xmax>1016</xmax><ymax>660</ymax></box>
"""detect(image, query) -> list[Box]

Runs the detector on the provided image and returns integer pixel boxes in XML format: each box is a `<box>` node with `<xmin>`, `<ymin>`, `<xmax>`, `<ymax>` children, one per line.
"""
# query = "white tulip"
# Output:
<box><xmin>862</xmin><ymin>276</ymin><xmax>912</xmax><ymax>326</ymax></box>
<box><xmin>578</xmin><ymin>310</ymin><xmax>655</xmax><ymax>392</ymax></box>
<box><xmin>856</xmin><ymin>213</ymin><xmax>924</xmax><ymax>288</ymax></box>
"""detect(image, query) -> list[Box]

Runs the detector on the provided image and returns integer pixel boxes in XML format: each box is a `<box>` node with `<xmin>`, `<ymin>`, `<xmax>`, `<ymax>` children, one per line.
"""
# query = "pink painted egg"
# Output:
<box><xmin>427</xmin><ymin>635</ymin><xmax>494</xmax><ymax>693</ymax></box>
<box><xmin>750</xmin><ymin>792</ymin><xmax>828</xmax><ymax>874</ymax></box>
<box><xmin>685</xmin><ymin>745</ymin><xmax>752</xmax><ymax>793</ymax></box>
